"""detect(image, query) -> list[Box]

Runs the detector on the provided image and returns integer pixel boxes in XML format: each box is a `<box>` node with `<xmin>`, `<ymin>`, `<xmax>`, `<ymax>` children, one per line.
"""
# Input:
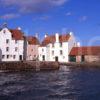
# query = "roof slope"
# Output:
<box><xmin>70</xmin><ymin>46</ymin><xmax>100</xmax><ymax>56</ymax></box>
<box><xmin>27</xmin><ymin>36</ymin><xmax>40</xmax><ymax>45</ymax></box>
<box><xmin>41</xmin><ymin>34</ymin><xmax>71</xmax><ymax>46</ymax></box>
<box><xmin>10</xmin><ymin>29</ymin><xmax>24</xmax><ymax>40</ymax></box>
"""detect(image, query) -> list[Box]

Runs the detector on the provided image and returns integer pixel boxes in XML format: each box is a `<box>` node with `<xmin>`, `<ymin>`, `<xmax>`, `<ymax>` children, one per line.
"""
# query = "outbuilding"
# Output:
<box><xmin>69</xmin><ymin>46</ymin><xmax>100</xmax><ymax>62</ymax></box>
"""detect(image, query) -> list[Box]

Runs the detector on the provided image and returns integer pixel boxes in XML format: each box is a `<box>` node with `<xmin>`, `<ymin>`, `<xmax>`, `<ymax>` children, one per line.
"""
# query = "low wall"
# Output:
<box><xmin>60</xmin><ymin>62</ymin><xmax>100</xmax><ymax>68</ymax></box>
<box><xmin>0</xmin><ymin>61</ymin><xmax>59</xmax><ymax>72</ymax></box>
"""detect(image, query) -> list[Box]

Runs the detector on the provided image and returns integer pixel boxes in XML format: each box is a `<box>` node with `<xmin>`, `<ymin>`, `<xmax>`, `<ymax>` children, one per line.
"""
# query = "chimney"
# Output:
<box><xmin>17</xmin><ymin>27</ymin><xmax>21</xmax><ymax>30</ymax></box>
<box><xmin>55</xmin><ymin>33</ymin><xmax>59</xmax><ymax>43</ymax></box>
<box><xmin>45</xmin><ymin>33</ymin><xmax>48</xmax><ymax>38</ymax></box>
<box><xmin>77</xmin><ymin>42</ymin><xmax>81</xmax><ymax>47</ymax></box>
<box><xmin>35</xmin><ymin>33</ymin><xmax>38</xmax><ymax>38</ymax></box>
<box><xmin>69</xmin><ymin>32</ymin><xmax>73</xmax><ymax>35</ymax></box>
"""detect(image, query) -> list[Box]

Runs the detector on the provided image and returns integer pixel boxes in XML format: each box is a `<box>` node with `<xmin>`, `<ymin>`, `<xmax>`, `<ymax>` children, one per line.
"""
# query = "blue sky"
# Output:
<box><xmin>0</xmin><ymin>0</ymin><xmax>100</xmax><ymax>45</ymax></box>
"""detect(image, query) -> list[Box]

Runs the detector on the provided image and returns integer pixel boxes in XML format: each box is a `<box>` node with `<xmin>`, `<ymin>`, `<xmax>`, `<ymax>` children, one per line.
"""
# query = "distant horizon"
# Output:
<box><xmin>0</xmin><ymin>0</ymin><xmax>100</xmax><ymax>46</ymax></box>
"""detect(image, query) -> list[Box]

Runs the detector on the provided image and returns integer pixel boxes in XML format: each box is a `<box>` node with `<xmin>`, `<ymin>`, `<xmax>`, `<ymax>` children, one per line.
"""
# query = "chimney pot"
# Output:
<box><xmin>55</xmin><ymin>33</ymin><xmax>59</xmax><ymax>43</ymax></box>
<box><xmin>45</xmin><ymin>33</ymin><xmax>48</xmax><ymax>38</ymax></box>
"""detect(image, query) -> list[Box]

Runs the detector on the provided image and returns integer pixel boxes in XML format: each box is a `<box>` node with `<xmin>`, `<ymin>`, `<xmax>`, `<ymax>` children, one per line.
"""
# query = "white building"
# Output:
<box><xmin>38</xmin><ymin>32</ymin><xmax>77</xmax><ymax>62</ymax></box>
<box><xmin>0</xmin><ymin>27</ymin><xmax>24</xmax><ymax>61</ymax></box>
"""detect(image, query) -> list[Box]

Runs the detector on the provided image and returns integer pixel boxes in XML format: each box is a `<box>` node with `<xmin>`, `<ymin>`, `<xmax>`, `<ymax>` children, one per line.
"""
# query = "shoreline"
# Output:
<box><xmin>60</xmin><ymin>62</ymin><xmax>100</xmax><ymax>68</ymax></box>
<box><xmin>0</xmin><ymin>61</ymin><xmax>100</xmax><ymax>72</ymax></box>
<box><xmin>0</xmin><ymin>61</ymin><xmax>59</xmax><ymax>72</ymax></box>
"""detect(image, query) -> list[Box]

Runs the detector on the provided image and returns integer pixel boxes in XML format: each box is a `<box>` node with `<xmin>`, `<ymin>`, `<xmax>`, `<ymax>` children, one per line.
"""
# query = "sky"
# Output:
<box><xmin>0</xmin><ymin>0</ymin><xmax>100</xmax><ymax>46</ymax></box>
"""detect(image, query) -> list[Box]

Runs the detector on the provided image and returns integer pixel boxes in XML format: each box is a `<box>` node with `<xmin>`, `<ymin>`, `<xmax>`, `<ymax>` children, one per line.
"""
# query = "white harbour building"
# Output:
<box><xmin>0</xmin><ymin>27</ymin><xmax>24</xmax><ymax>61</ymax></box>
<box><xmin>38</xmin><ymin>32</ymin><xmax>78</xmax><ymax>62</ymax></box>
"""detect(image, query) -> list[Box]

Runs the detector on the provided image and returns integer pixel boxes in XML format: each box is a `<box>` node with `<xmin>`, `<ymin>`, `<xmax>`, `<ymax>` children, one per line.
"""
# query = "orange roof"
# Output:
<box><xmin>70</xmin><ymin>46</ymin><xmax>100</xmax><ymax>56</ymax></box>
<box><xmin>10</xmin><ymin>29</ymin><xmax>24</xmax><ymax>40</ymax></box>
<box><xmin>27</xmin><ymin>36</ymin><xmax>40</xmax><ymax>45</ymax></box>
<box><xmin>41</xmin><ymin>34</ymin><xmax>71</xmax><ymax>46</ymax></box>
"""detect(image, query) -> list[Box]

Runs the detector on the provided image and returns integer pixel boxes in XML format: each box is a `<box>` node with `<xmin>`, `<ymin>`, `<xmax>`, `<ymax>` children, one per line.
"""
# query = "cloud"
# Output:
<box><xmin>0</xmin><ymin>13</ymin><xmax>20</xmax><ymax>20</ymax></box>
<box><xmin>79</xmin><ymin>16</ymin><xmax>88</xmax><ymax>22</ymax></box>
<box><xmin>39</xmin><ymin>16</ymin><xmax>51</xmax><ymax>20</ymax></box>
<box><xmin>0</xmin><ymin>0</ymin><xmax>68</xmax><ymax>13</ymax></box>
<box><xmin>33</xmin><ymin>15</ymin><xmax>51</xmax><ymax>21</ymax></box>
<box><xmin>66</xmin><ymin>12</ymin><xmax>72</xmax><ymax>16</ymax></box>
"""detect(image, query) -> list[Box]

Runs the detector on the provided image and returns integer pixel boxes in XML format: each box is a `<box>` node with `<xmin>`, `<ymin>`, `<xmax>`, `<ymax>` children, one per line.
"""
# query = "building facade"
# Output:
<box><xmin>27</xmin><ymin>36</ymin><xmax>40</xmax><ymax>60</ymax></box>
<box><xmin>0</xmin><ymin>27</ymin><xmax>24</xmax><ymax>61</ymax></box>
<box><xmin>38</xmin><ymin>32</ymin><xmax>77</xmax><ymax>62</ymax></box>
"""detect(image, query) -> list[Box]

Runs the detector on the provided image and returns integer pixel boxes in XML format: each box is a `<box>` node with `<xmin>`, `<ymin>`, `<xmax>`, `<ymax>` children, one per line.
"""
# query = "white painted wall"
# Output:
<box><xmin>38</xmin><ymin>32</ymin><xmax>76</xmax><ymax>63</ymax></box>
<box><xmin>0</xmin><ymin>28</ymin><xmax>24</xmax><ymax>61</ymax></box>
<box><xmin>49</xmin><ymin>42</ymin><xmax>69</xmax><ymax>62</ymax></box>
<box><xmin>38</xmin><ymin>46</ymin><xmax>47</xmax><ymax>61</ymax></box>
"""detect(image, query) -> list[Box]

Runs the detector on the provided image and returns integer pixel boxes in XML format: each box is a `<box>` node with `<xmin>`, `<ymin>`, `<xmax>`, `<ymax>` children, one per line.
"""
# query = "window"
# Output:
<box><xmin>15</xmin><ymin>40</ymin><xmax>17</xmax><ymax>44</ymax></box>
<box><xmin>34</xmin><ymin>55</ymin><xmax>36</xmax><ymax>57</ymax></box>
<box><xmin>42</xmin><ymin>49</ymin><xmax>44</xmax><ymax>52</ymax></box>
<box><xmin>6</xmin><ymin>47</ymin><xmax>9</xmax><ymax>52</ymax></box>
<box><xmin>2</xmin><ymin>55</ymin><xmax>5</xmax><ymax>59</ymax></box>
<box><xmin>52</xmin><ymin>43</ymin><xmax>54</xmax><ymax>48</ymax></box>
<box><xmin>7</xmin><ymin>55</ymin><xmax>9</xmax><ymax>59</ymax></box>
<box><xmin>31</xmin><ymin>49</ymin><xmax>33</xmax><ymax>51</ymax></box>
<box><xmin>52</xmin><ymin>50</ymin><xmax>54</xmax><ymax>55</ymax></box>
<box><xmin>60</xmin><ymin>50</ymin><xmax>63</xmax><ymax>55</ymax></box>
<box><xmin>15</xmin><ymin>47</ymin><xmax>18</xmax><ymax>51</ymax></box>
<box><xmin>60</xmin><ymin>43</ymin><xmax>62</xmax><ymax>47</ymax></box>
<box><xmin>13</xmin><ymin>55</ymin><xmax>16</xmax><ymax>59</ymax></box>
<box><xmin>63</xmin><ymin>56</ymin><xmax>65</xmax><ymax>59</ymax></box>
<box><xmin>6</xmin><ymin>39</ymin><xmax>9</xmax><ymax>44</ymax></box>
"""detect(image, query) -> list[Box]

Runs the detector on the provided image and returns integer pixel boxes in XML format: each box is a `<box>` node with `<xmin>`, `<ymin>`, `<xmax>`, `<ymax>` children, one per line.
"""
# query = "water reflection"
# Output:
<box><xmin>0</xmin><ymin>66</ymin><xmax>100</xmax><ymax>100</ymax></box>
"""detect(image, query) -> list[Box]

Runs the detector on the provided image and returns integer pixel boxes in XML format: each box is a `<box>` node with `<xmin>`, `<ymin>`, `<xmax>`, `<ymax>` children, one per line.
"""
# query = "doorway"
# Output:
<box><xmin>42</xmin><ymin>55</ymin><xmax>45</xmax><ymax>61</ymax></box>
<box><xmin>81</xmin><ymin>55</ymin><xmax>85</xmax><ymax>62</ymax></box>
<box><xmin>55</xmin><ymin>56</ymin><xmax>58</xmax><ymax>62</ymax></box>
<box><xmin>19</xmin><ymin>55</ymin><xmax>22</xmax><ymax>61</ymax></box>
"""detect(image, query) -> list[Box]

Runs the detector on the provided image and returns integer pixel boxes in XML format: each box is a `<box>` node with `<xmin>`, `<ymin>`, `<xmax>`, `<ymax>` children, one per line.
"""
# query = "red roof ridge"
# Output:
<box><xmin>26</xmin><ymin>36</ymin><xmax>40</xmax><ymax>45</ymax></box>
<box><xmin>10</xmin><ymin>29</ymin><xmax>24</xmax><ymax>40</ymax></box>
<box><xmin>70</xmin><ymin>46</ymin><xmax>100</xmax><ymax>56</ymax></box>
<box><xmin>41</xmin><ymin>33</ymin><xmax>71</xmax><ymax>46</ymax></box>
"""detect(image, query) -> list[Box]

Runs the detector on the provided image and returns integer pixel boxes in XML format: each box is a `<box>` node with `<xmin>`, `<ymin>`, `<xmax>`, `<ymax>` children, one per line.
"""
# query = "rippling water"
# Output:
<box><xmin>0</xmin><ymin>66</ymin><xmax>100</xmax><ymax>100</ymax></box>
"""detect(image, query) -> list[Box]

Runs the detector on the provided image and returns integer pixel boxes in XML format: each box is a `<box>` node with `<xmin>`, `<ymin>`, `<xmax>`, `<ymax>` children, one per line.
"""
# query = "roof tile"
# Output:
<box><xmin>70</xmin><ymin>46</ymin><xmax>100</xmax><ymax>56</ymax></box>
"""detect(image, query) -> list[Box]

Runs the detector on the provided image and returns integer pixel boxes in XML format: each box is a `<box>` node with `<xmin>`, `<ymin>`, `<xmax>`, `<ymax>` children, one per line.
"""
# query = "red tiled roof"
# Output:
<box><xmin>27</xmin><ymin>36</ymin><xmax>40</xmax><ymax>45</ymax></box>
<box><xmin>10</xmin><ymin>29</ymin><xmax>24</xmax><ymax>40</ymax></box>
<box><xmin>70</xmin><ymin>46</ymin><xmax>100</xmax><ymax>56</ymax></box>
<box><xmin>41</xmin><ymin>34</ymin><xmax>71</xmax><ymax>46</ymax></box>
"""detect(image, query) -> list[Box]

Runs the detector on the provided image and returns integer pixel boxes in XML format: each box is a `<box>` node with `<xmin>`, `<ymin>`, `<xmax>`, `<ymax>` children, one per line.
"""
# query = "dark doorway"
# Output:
<box><xmin>69</xmin><ymin>56</ymin><xmax>76</xmax><ymax>62</ymax></box>
<box><xmin>55</xmin><ymin>56</ymin><xmax>58</xmax><ymax>62</ymax></box>
<box><xmin>81</xmin><ymin>55</ymin><xmax>85</xmax><ymax>62</ymax></box>
<box><xmin>19</xmin><ymin>55</ymin><xmax>22</xmax><ymax>61</ymax></box>
<box><xmin>42</xmin><ymin>55</ymin><xmax>45</xmax><ymax>61</ymax></box>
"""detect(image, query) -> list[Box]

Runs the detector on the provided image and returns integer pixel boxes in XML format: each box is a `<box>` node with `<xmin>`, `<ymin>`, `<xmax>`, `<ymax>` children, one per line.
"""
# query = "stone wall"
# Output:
<box><xmin>85</xmin><ymin>55</ymin><xmax>100</xmax><ymax>62</ymax></box>
<box><xmin>0</xmin><ymin>61</ymin><xmax>59</xmax><ymax>72</ymax></box>
<box><xmin>76</xmin><ymin>55</ymin><xmax>100</xmax><ymax>62</ymax></box>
